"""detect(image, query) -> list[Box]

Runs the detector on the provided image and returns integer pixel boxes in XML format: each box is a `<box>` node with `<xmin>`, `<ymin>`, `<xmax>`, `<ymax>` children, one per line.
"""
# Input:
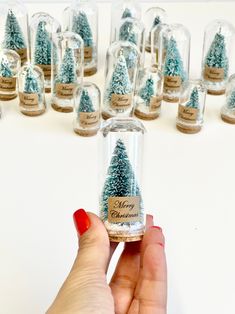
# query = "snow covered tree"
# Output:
<box><xmin>105</xmin><ymin>54</ymin><xmax>132</xmax><ymax>101</ymax></box>
<box><xmin>119</xmin><ymin>20</ymin><xmax>137</xmax><ymax>45</ymax></box>
<box><xmin>78</xmin><ymin>89</ymin><xmax>95</xmax><ymax>113</ymax></box>
<box><xmin>72</xmin><ymin>11</ymin><xmax>93</xmax><ymax>47</ymax></box>
<box><xmin>34</xmin><ymin>21</ymin><xmax>51</xmax><ymax>65</ymax></box>
<box><xmin>3</xmin><ymin>9</ymin><xmax>26</xmax><ymax>50</ymax></box>
<box><xmin>0</xmin><ymin>59</ymin><xmax>13</xmax><ymax>77</ymax></box>
<box><xmin>164</xmin><ymin>36</ymin><xmax>186</xmax><ymax>81</ymax></box>
<box><xmin>24</xmin><ymin>68</ymin><xmax>39</xmax><ymax>94</ymax></box>
<box><xmin>57</xmin><ymin>47</ymin><xmax>76</xmax><ymax>84</ymax></box>
<box><xmin>186</xmin><ymin>87</ymin><xmax>199</xmax><ymax>109</ymax></box>
<box><xmin>205</xmin><ymin>32</ymin><xmax>228</xmax><ymax>78</ymax></box>
<box><xmin>152</xmin><ymin>16</ymin><xmax>161</xmax><ymax>29</ymax></box>
<box><xmin>139</xmin><ymin>76</ymin><xmax>155</xmax><ymax>105</ymax></box>
<box><xmin>227</xmin><ymin>89</ymin><xmax>235</xmax><ymax>109</ymax></box>
<box><xmin>100</xmin><ymin>139</ymin><xmax>142</xmax><ymax>221</ymax></box>
<box><xmin>122</xmin><ymin>8</ymin><xmax>132</xmax><ymax>18</ymax></box>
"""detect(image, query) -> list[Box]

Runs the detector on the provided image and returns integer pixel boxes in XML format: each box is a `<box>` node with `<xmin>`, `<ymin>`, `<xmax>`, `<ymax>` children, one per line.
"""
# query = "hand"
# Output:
<box><xmin>47</xmin><ymin>209</ymin><xmax>167</xmax><ymax>314</ymax></box>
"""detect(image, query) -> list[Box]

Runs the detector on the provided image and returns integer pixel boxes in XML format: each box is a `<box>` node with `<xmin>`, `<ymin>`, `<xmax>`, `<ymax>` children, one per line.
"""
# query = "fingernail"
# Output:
<box><xmin>157</xmin><ymin>242</ymin><xmax>164</xmax><ymax>248</ymax></box>
<box><xmin>151</xmin><ymin>226</ymin><xmax>162</xmax><ymax>232</ymax></box>
<box><xmin>73</xmin><ymin>209</ymin><xmax>91</xmax><ymax>236</ymax></box>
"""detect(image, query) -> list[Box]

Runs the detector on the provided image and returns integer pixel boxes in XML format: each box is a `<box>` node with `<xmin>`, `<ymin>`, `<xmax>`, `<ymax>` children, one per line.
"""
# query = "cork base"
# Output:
<box><xmin>207</xmin><ymin>89</ymin><xmax>226</xmax><ymax>96</ymax></box>
<box><xmin>221</xmin><ymin>113</ymin><xmax>235</xmax><ymax>124</ymax></box>
<box><xmin>74</xmin><ymin>128</ymin><xmax>98</xmax><ymax>137</ymax></box>
<box><xmin>135</xmin><ymin>109</ymin><xmax>159</xmax><ymax>120</ymax></box>
<box><xmin>51</xmin><ymin>103</ymin><xmax>73</xmax><ymax>113</ymax></box>
<box><xmin>0</xmin><ymin>94</ymin><xmax>17</xmax><ymax>101</ymax></box>
<box><xmin>109</xmin><ymin>234</ymin><xmax>143</xmax><ymax>243</ymax></box>
<box><xmin>21</xmin><ymin>108</ymin><xmax>46</xmax><ymax>117</ymax></box>
<box><xmin>176</xmin><ymin>123</ymin><xmax>201</xmax><ymax>134</ymax></box>
<box><xmin>45</xmin><ymin>87</ymin><xmax>51</xmax><ymax>93</ymax></box>
<box><xmin>145</xmin><ymin>46</ymin><xmax>151</xmax><ymax>53</ymax></box>
<box><xmin>84</xmin><ymin>67</ymin><xmax>97</xmax><ymax>77</ymax></box>
<box><xmin>163</xmin><ymin>95</ymin><xmax>179</xmax><ymax>103</ymax></box>
<box><xmin>102</xmin><ymin>111</ymin><xmax>114</xmax><ymax>120</ymax></box>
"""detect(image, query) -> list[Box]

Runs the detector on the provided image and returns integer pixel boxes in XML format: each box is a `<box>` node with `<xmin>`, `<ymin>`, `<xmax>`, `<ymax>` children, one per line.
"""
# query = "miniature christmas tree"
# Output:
<box><xmin>106</xmin><ymin>54</ymin><xmax>132</xmax><ymax>101</ymax></box>
<box><xmin>0</xmin><ymin>59</ymin><xmax>13</xmax><ymax>78</ymax></box>
<box><xmin>3</xmin><ymin>9</ymin><xmax>26</xmax><ymax>50</ymax></box>
<box><xmin>139</xmin><ymin>76</ymin><xmax>155</xmax><ymax>105</ymax></box>
<box><xmin>205</xmin><ymin>32</ymin><xmax>228</xmax><ymax>78</ymax></box>
<box><xmin>119</xmin><ymin>20</ymin><xmax>137</xmax><ymax>45</ymax></box>
<box><xmin>164</xmin><ymin>36</ymin><xmax>186</xmax><ymax>81</ymax></box>
<box><xmin>100</xmin><ymin>138</ymin><xmax>142</xmax><ymax>221</ymax></box>
<box><xmin>57</xmin><ymin>47</ymin><xmax>76</xmax><ymax>84</ymax></box>
<box><xmin>186</xmin><ymin>87</ymin><xmax>199</xmax><ymax>109</ymax></box>
<box><xmin>152</xmin><ymin>16</ymin><xmax>161</xmax><ymax>29</ymax></box>
<box><xmin>24</xmin><ymin>68</ymin><xmax>39</xmax><ymax>94</ymax></box>
<box><xmin>122</xmin><ymin>8</ymin><xmax>132</xmax><ymax>18</ymax></box>
<box><xmin>227</xmin><ymin>89</ymin><xmax>235</xmax><ymax>109</ymax></box>
<box><xmin>72</xmin><ymin>11</ymin><xmax>93</xmax><ymax>47</ymax></box>
<box><xmin>78</xmin><ymin>89</ymin><xmax>95</xmax><ymax>113</ymax></box>
<box><xmin>34</xmin><ymin>21</ymin><xmax>51</xmax><ymax>65</ymax></box>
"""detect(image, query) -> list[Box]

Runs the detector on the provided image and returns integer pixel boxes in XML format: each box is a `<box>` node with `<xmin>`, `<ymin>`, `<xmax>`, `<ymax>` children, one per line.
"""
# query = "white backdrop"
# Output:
<box><xmin>0</xmin><ymin>2</ymin><xmax>235</xmax><ymax>314</ymax></box>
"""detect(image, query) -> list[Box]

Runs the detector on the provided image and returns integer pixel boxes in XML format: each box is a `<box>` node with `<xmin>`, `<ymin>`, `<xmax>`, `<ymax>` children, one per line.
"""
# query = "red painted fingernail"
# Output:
<box><xmin>151</xmin><ymin>226</ymin><xmax>162</xmax><ymax>232</ymax></box>
<box><xmin>73</xmin><ymin>209</ymin><xmax>91</xmax><ymax>236</ymax></box>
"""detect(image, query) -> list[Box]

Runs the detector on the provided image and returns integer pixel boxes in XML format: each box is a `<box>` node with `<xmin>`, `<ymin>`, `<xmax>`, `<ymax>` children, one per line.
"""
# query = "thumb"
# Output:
<box><xmin>73</xmin><ymin>209</ymin><xmax>110</xmax><ymax>273</ymax></box>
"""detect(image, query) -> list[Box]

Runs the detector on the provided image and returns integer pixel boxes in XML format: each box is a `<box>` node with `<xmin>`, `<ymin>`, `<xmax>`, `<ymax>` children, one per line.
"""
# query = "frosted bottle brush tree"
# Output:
<box><xmin>57</xmin><ymin>47</ymin><xmax>76</xmax><ymax>84</ymax></box>
<box><xmin>78</xmin><ymin>89</ymin><xmax>95</xmax><ymax>113</ymax></box>
<box><xmin>221</xmin><ymin>74</ymin><xmax>235</xmax><ymax>124</ymax></box>
<box><xmin>186</xmin><ymin>87</ymin><xmax>199</xmax><ymax>109</ymax></box>
<box><xmin>122</xmin><ymin>8</ymin><xmax>132</xmax><ymax>18</ymax></box>
<box><xmin>227</xmin><ymin>90</ymin><xmax>235</xmax><ymax>110</ymax></box>
<box><xmin>72</xmin><ymin>11</ymin><xmax>93</xmax><ymax>47</ymax></box>
<box><xmin>0</xmin><ymin>59</ymin><xmax>12</xmax><ymax>78</ymax></box>
<box><xmin>24</xmin><ymin>67</ymin><xmax>40</xmax><ymax>96</ymax></box>
<box><xmin>139</xmin><ymin>76</ymin><xmax>155</xmax><ymax>105</ymax></box>
<box><xmin>119</xmin><ymin>20</ymin><xmax>137</xmax><ymax>45</ymax></box>
<box><xmin>34</xmin><ymin>21</ymin><xmax>51</xmax><ymax>66</ymax></box>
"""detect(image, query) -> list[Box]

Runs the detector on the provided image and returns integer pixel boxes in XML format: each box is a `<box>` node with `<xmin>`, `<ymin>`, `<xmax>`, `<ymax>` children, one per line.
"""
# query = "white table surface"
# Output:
<box><xmin>0</xmin><ymin>2</ymin><xmax>235</xmax><ymax>314</ymax></box>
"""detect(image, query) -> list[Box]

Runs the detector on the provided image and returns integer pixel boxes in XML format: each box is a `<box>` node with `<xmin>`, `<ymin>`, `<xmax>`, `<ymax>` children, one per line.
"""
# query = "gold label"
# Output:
<box><xmin>0</xmin><ymin>77</ymin><xmax>16</xmax><ymax>92</ymax></box>
<box><xmin>204</xmin><ymin>66</ymin><xmax>224</xmax><ymax>82</ymax></box>
<box><xmin>108</xmin><ymin>196</ymin><xmax>141</xmax><ymax>223</ymax></box>
<box><xmin>56</xmin><ymin>83</ymin><xmax>76</xmax><ymax>99</ymax></box>
<box><xmin>36</xmin><ymin>64</ymin><xmax>55</xmax><ymax>79</ymax></box>
<box><xmin>79</xmin><ymin>111</ymin><xmax>100</xmax><ymax>128</ymax></box>
<box><xmin>16</xmin><ymin>48</ymin><xmax>27</xmax><ymax>64</ymax></box>
<box><xmin>84</xmin><ymin>47</ymin><xmax>93</xmax><ymax>62</ymax></box>
<box><xmin>111</xmin><ymin>93</ymin><xmax>132</xmax><ymax>109</ymax></box>
<box><xmin>178</xmin><ymin>104</ymin><xmax>198</xmax><ymax>123</ymax></box>
<box><xmin>150</xmin><ymin>95</ymin><xmax>162</xmax><ymax>112</ymax></box>
<box><xmin>19</xmin><ymin>92</ymin><xmax>38</xmax><ymax>107</ymax></box>
<box><xmin>164</xmin><ymin>75</ymin><xmax>182</xmax><ymax>91</ymax></box>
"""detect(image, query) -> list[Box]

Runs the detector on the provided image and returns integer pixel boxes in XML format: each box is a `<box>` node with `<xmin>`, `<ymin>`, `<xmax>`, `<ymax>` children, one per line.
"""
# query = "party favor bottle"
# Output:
<box><xmin>176</xmin><ymin>80</ymin><xmax>206</xmax><ymax>134</ymax></box>
<box><xmin>134</xmin><ymin>66</ymin><xmax>163</xmax><ymax>120</ymax></box>
<box><xmin>74</xmin><ymin>82</ymin><xmax>101</xmax><ymax>136</ymax></box>
<box><xmin>159</xmin><ymin>24</ymin><xmax>190</xmax><ymax>103</ymax></box>
<box><xmin>221</xmin><ymin>74</ymin><xmax>235</xmax><ymax>124</ymax></box>
<box><xmin>100</xmin><ymin>117</ymin><xmax>146</xmax><ymax>242</ymax></box>
<box><xmin>0</xmin><ymin>0</ymin><xmax>29</xmax><ymax>65</ymax></box>
<box><xmin>18</xmin><ymin>64</ymin><xmax>46</xmax><ymax>116</ymax></box>
<box><xmin>30</xmin><ymin>12</ymin><xmax>61</xmax><ymax>93</ymax></box>
<box><xmin>64</xmin><ymin>0</ymin><xmax>98</xmax><ymax>76</ymax></box>
<box><xmin>0</xmin><ymin>49</ymin><xmax>20</xmax><ymax>100</ymax></box>
<box><xmin>202</xmin><ymin>20</ymin><xmax>235</xmax><ymax>95</ymax></box>
<box><xmin>51</xmin><ymin>31</ymin><xmax>84</xmax><ymax>113</ymax></box>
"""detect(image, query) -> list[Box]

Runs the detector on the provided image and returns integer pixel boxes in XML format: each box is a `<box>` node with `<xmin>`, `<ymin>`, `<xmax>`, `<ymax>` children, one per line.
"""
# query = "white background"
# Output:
<box><xmin>0</xmin><ymin>1</ymin><xmax>235</xmax><ymax>314</ymax></box>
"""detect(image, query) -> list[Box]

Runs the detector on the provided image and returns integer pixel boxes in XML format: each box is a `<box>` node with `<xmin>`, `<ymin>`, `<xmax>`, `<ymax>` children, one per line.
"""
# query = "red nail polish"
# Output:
<box><xmin>151</xmin><ymin>226</ymin><xmax>162</xmax><ymax>232</ymax></box>
<box><xmin>73</xmin><ymin>209</ymin><xmax>91</xmax><ymax>236</ymax></box>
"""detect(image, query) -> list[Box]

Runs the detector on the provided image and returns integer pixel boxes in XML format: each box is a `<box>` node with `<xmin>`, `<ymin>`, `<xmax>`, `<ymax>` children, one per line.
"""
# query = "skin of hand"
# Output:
<box><xmin>46</xmin><ymin>209</ymin><xmax>167</xmax><ymax>314</ymax></box>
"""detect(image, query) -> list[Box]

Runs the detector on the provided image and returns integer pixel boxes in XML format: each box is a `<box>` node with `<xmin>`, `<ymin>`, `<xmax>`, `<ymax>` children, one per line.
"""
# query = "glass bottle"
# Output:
<box><xmin>202</xmin><ymin>20</ymin><xmax>235</xmax><ymax>95</ymax></box>
<box><xmin>158</xmin><ymin>23</ymin><xmax>191</xmax><ymax>103</ymax></box>
<box><xmin>114</xmin><ymin>17</ymin><xmax>145</xmax><ymax>67</ymax></box>
<box><xmin>74</xmin><ymin>82</ymin><xmax>101</xmax><ymax>136</ymax></box>
<box><xmin>221</xmin><ymin>74</ymin><xmax>235</xmax><ymax>124</ymax></box>
<box><xmin>0</xmin><ymin>0</ymin><xmax>29</xmax><ymax>65</ymax></box>
<box><xmin>30</xmin><ymin>12</ymin><xmax>61</xmax><ymax>93</ymax></box>
<box><xmin>134</xmin><ymin>66</ymin><xmax>163</xmax><ymax>120</ymax></box>
<box><xmin>18</xmin><ymin>64</ymin><xmax>46</xmax><ymax>116</ymax></box>
<box><xmin>144</xmin><ymin>7</ymin><xmax>167</xmax><ymax>53</ymax></box>
<box><xmin>176</xmin><ymin>79</ymin><xmax>206</xmax><ymax>134</ymax></box>
<box><xmin>102</xmin><ymin>41</ymin><xmax>140</xmax><ymax>120</ymax></box>
<box><xmin>64</xmin><ymin>0</ymin><xmax>98</xmax><ymax>76</ymax></box>
<box><xmin>99</xmin><ymin>117</ymin><xmax>146</xmax><ymax>242</ymax></box>
<box><xmin>0</xmin><ymin>49</ymin><xmax>20</xmax><ymax>101</ymax></box>
<box><xmin>110</xmin><ymin>0</ymin><xmax>141</xmax><ymax>44</ymax></box>
<box><xmin>51</xmin><ymin>31</ymin><xmax>84</xmax><ymax>113</ymax></box>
